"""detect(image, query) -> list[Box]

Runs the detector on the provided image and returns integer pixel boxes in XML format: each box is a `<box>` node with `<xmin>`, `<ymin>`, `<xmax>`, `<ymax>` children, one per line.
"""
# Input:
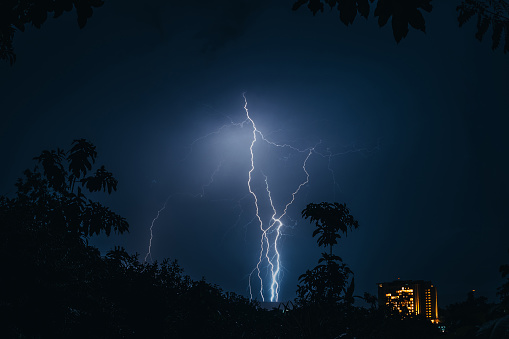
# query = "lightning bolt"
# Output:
<box><xmin>144</xmin><ymin>195</ymin><xmax>170</xmax><ymax>263</ymax></box>
<box><xmin>243</xmin><ymin>93</ymin><xmax>317</xmax><ymax>302</ymax></box>
<box><xmin>144</xmin><ymin>161</ymin><xmax>222</xmax><ymax>263</ymax></box>
<box><xmin>144</xmin><ymin>94</ymin><xmax>379</xmax><ymax>302</ymax></box>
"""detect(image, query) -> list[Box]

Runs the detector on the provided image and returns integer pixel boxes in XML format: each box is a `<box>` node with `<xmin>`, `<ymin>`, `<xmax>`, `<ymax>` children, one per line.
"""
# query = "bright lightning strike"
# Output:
<box><xmin>144</xmin><ymin>94</ymin><xmax>379</xmax><ymax>302</ymax></box>
<box><xmin>243</xmin><ymin>93</ymin><xmax>317</xmax><ymax>302</ymax></box>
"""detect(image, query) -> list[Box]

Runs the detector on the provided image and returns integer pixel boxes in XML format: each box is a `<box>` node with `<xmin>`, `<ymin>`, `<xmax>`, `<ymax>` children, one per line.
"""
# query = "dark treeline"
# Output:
<box><xmin>1</xmin><ymin>140</ymin><xmax>508</xmax><ymax>338</ymax></box>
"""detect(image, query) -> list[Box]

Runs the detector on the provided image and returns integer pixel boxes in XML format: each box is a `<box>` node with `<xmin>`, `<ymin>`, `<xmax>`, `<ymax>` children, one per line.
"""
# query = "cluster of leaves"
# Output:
<box><xmin>497</xmin><ymin>248</ymin><xmax>509</xmax><ymax>310</ymax></box>
<box><xmin>292</xmin><ymin>0</ymin><xmax>432</xmax><ymax>43</ymax></box>
<box><xmin>302</xmin><ymin>202</ymin><xmax>359</xmax><ymax>253</ymax></box>
<box><xmin>293</xmin><ymin>0</ymin><xmax>374</xmax><ymax>24</ymax></box>
<box><xmin>294</xmin><ymin>0</ymin><xmax>509</xmax><ymax>53</ymax></box>
<box><xmin>23</xmin><ymin>139</ymin><xmax>126</xmax><ymax>236</ymax></box>
<box><xmin>297</xmin><ymin>202</ymin><xmax>359</xmax><ymax>306</ymax></box>
<box><xmin>0</xmin><ymin>0</ymin><xmax>104</xmax><ymax>65</ymax></box>
<box><xmin>457</xmin><ymin>0</ymin><xmax>509</xmax><ymax>52</ymax></box>
<box><xmin>297</xmin><ymin>253</ymin><xmax>355</xmax><ymax>305</ymax></box>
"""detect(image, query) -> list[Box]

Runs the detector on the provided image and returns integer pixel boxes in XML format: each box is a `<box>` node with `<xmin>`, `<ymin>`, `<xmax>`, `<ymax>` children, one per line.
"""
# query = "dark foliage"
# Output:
<box><xmin>457</xmin><ymin>0</ymin><xmax>509</xmax><ymax>53</ymax></box>
<box><xmin>0</xmin><ymin>0</ymin><xmax>104</xmax><ymax>65</ymax></box>
<box><xmin>293</xmin><ymin>0</ymin><xmax>431</xmax><ymax>43</ymax></box>
<box><xmin>297</xmin><ymin>253</ymin><xmax>355</xmax><ymax>305</ymax></box>
<box><xmin>270</xmin><ymin>301</ymin><xmax>441</xmax><ymax>338</ymax></box>
<box><xmin>498</xmin><ymin>248</ymin><xmax>509</xmax><ymax>309</ymax></box>
<box><xmin>374</xmin><ymin>0</ymin><xmax>431</xmax><ymax>43</ymax></box>
<box><xmin>297</xmin><ymin>202</ymin><xmax>358</xmax><ymax>305</ymax></box>
<box><xmin>294</xmin><ymin>0</ymin><xmax>509</xmax><ymax>53</ymax></box>
<box><xmin>28</xmin><ymin>139</ymin><xmax>128</xmax><ymax>236</ymax></box>
<box><xmin>302</xmin><ymin>202</ymin><xmax>359</xmax><ymax>255</ymax></box>
<box><xmin>0</xmin><ymin>140</ymin><xmax>127</xmax><ymax>336</ymax></box>
<box><xmin>439</xmin><ymin>291</ymin><xmax>500</xmax><ymax>338</ymax></box>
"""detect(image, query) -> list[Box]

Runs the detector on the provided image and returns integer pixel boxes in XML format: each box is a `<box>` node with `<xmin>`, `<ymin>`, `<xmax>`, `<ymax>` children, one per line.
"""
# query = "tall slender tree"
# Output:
<box><xmin>297</xmin><ymin>202</ymin><xmax>359</xmax><ymax>305</ymax></box>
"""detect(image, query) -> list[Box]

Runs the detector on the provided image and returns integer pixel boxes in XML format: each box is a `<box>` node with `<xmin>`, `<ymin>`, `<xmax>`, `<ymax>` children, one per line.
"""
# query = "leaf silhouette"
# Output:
<box><xmin>457</xmin><ymin>0</ymin><xmax>509</xmax><ymax>53</ymax></box>
<box><xmin>82</xmin><ymin>200</ymin><xmax>128</xmax><ymax>236</ymax></box>
<box><xmin>81</xmin><ymin>165</ymin><xmax>118</xmax><ymax>194</ymax></box>
<box><xmin>458</xmin><ymin>4</ymin><xmax>476</xmax><ymax>27</ymax></box>
<box><xmin>505</xmin><ymin>23</ymin><xmax>509</xmax><ymax>53</ymax></box>
<box><xmin>294</xmin><ymin>0</ymin><xmax>373</xmax><ymax>24</ymax></box>
<box><xmin>33</xmin><ymin>149</ymin><xmax>67</xmax><ymax>192</ymax></box>
<box><xmin>76</xmin><ymin>2</ymin><xmax>93</xmax><ymax>29</ymax></box>
<box><xmin>30</xmin><ymin>4</ymin><xmax>48</xmax><ymax>29</ymax></box>
<box><xmin>53</xmin><ymin>0</ymin><xmax>74</xmax><ymax>18</ymax></box>
<box><xmin>302</xmin><ymin>202</ymin><xmax>359</xmax><ymax>255</ymax></box>
<box><xmin>345</xmin><ymin>276</ymin><xmax>355</xmax><ymax>304</ymax></box>
<box><xmin>476</xmin><ymin>14</ymin><xmax>491</xmax><ymax>41</ymax></box>
<box><xmin>492</xmin><ymin>21</ymin><xmax>503</xmax><ymax>49</ymax></box>
<box><xmin>374</xmin><ymin>0</ymin><xmax>431</xmax><ymax>43</ymax></box>
<box><xmin>293</xmin><ymin>0</ymin><xmax>325</xmax><ymax>15</ymax></box>
<box><xmin>68</xmin><ymin>138</ymin><xmax>97</xmax><ymax>180</ymax></box>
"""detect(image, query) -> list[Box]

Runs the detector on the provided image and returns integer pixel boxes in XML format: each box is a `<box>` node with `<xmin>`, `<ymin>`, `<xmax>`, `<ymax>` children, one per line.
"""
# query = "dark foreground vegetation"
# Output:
<box><xmin>1</xmin><ymin>140</ymin><xmax>508</xmax><ymax>338</ymax></box>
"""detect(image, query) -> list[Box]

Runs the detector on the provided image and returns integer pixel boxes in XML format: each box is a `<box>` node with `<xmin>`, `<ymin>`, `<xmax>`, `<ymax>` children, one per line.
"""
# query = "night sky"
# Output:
<box><xmin>1</xmin><ymin>0</ymin><xmax>508</xmax><ymax>307</ymax></box>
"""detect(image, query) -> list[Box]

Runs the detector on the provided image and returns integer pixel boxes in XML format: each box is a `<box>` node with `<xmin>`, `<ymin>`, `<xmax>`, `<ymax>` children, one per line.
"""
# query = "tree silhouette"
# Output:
<box><xmin>297</xmin><ymin>202</ymin><xmax>359</xmax><ymax>305</ymax></box>
<box><xmin>498</xmin><ymin>248</ymin><xmax>509</xmax><ymax>310</ymax></box>
<box><xmin>28</xmin><ymin>138</ymin><xmax>127</xmax><ymax>236</ymax></box>
<box><xmin>440</xmin><ymin>291</ymin><xmax>495</xmax><ymax>337</ymax></box>
<box><xmin>0</xmin><ymin>140</ymin><xmax>276</xmax><ymax>337</ymax></box>
<box><xmin>293</xmin><ymin>0</ymin><xmax>509</xmax><ymax>53</ymax></box>
<box><xmin>0</xmin><ymin>139</ymin><xmax>128</xmax><ymax>336</ymax></box>
<box><xmin>0</xmin><ymin>0</ymin><xmax>104</xmax><ymax>65</ymax></box>
<box><xmin>302</xmin><ymin>202</ymin><xmax>359</xmax><ymax>256</ymax></box>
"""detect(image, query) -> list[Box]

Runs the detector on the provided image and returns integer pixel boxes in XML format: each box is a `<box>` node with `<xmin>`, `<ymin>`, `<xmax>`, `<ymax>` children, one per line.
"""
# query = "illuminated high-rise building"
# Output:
<box><xmin>377</xmin><ymin>280</ymin><xmax>439</xmax><ymax>323</ymax></box>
